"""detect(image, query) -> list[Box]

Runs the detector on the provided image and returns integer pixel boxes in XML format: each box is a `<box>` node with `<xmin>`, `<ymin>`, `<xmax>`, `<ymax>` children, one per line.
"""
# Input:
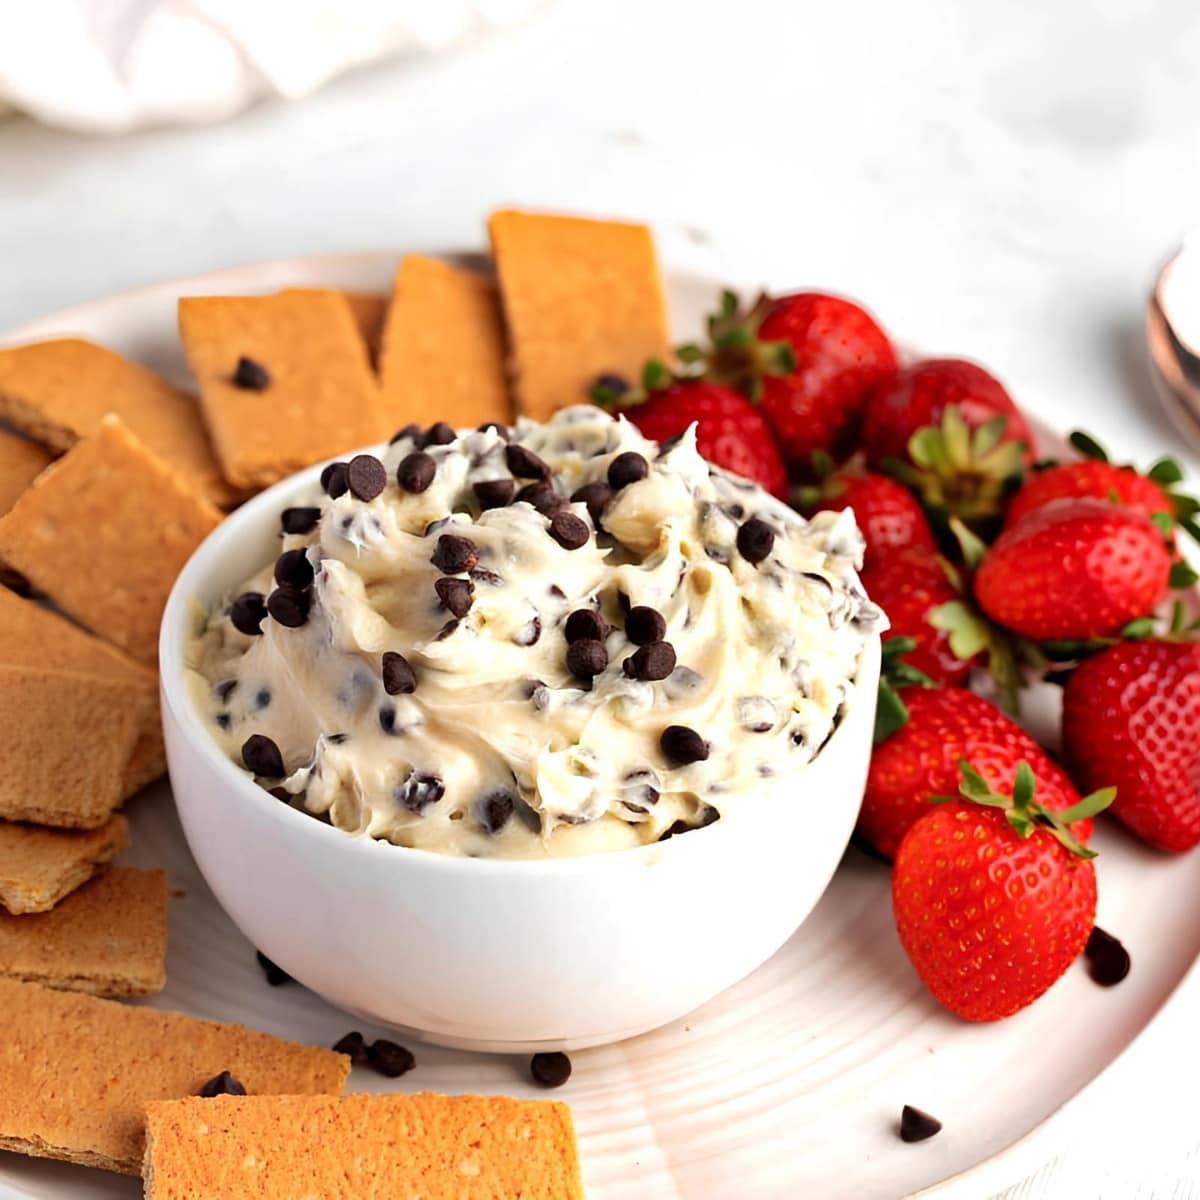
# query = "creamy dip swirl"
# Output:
<box><xmin>188</xmin><ymin>406</ymin><xmax>884</xmax><ymax>858</ymax></box>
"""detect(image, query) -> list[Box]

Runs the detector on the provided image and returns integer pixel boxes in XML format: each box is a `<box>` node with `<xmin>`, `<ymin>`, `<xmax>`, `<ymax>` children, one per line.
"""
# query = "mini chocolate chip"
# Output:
<box><xmin>397</xmin><ymin>450</ymin><xmax>436</xmax><ymax>493</ymax></box>
<box><xmin>379</xmin><ymin>704</ymin><xmax>397</xmax><ymax>734</ymax></box>
<box><xmin>565</xmin><ymin>609</ymin><xmax>609</xmax><ymax>643</ymax></box>
<box><xmin>570</xmin><ymin>480</ymin><xmax>613</xmax><ymax>525</ymax></box>
<box><xmin>737</xmin><ymin>516</ymin><xmax>775</xmax><ymax>564</ymax></box>
<box><xmin>332</xmin><ymin>1031</ymin><xmax>369</xmax><ymax>1065</ymax></box>
<box><xmin>473</xmin><ymin>478</ymin><xmax>515</xmax><ymax>509</ymax></box>
<box><xmin>436</xmin><ymin>619</ymin><xmax>460</xmax><ymax>640</ymax></box>
<box><xmin>548</xmin><ymin>584</ymin><xmax>567</xmax><ymax>600</ymax></box>
<box><xmin>253</xmin><ymin>687</ymin><xmax>271</xmax><ymax>711</ymax></box>
<box><xmin>471</xmin><ymin>567</ymin><xmax>504</xmax><ymax>587</ymax></box>
<box><xmin>198</xmin><ymin>1070</ymin><xmax>246</xmax><ymax>1098</ymax></box>
<box><xmin>591</xmin><ymin>371</ymin><xmax>630</xmax><ymax>397</ymax></box>
<box><xmin>232</xmin><ymin>356</ymin><xmax>269</xmax><ymax>390</ymax></box>
<box><xmin>899</xmin><ymin>1105</ymin><xmax>942</xmax><ymax>1143</ymax></box>
<box><xmin>213</xmin><ymin>678</ymin><xmax>238</xmax><ymax>703</ymax></box>
<box><xmin>214</xmin><ymin>713</ymin><xmax>232</xmax><ymax>730</ymax></box>
<box><xmin>389</xmin><ymin>423</ymin><xmax>421</xmax><ymax>445</ymax></box>
<box><xmin>241</xmin><ymin>734</ymin><xmax>284</xmax><ymax>778</ymax></box>
<box><xmin>505</xmin><ymin>443</ymin><xmax>551</xmax><ymax>479</ymax></box>
<box><xmin>422</xmin><ymin>421</ymin><xmax>456</xmax><ymax>447</ymax></box>
<box><xmin>397</xmin><ymin>772</ymin><xmax>445</xmax><ymax>813</ymax></box>
<box><xmin>267</xmin><ymin>586</ymin><xmax>310</xmax><ymax>628</ymax></box>
<box><xmin>280</xmin><ymin>506</ymin><xmax>321</xmax><ymax>535</ymax></box>
<box><xmin>326</xmin><ymin>732</ymin><xmax>349</xmax><ymax>745</ymax></box>
<box><xmin>1084</xmin><ymin>926</ymin><xmax>1131</xmax><ymax>986</ymax></box>
<box><xmin>515</xmin><ymin>481</ymin><xmax>563</xmax><ymax>516</ymax></box>
<box><xmin>625</xmin><ymin>605</ymin><xmax>666</xmax><ymax>645</ymax></box>
<box><xmin>479</xmin><ymin>790</ymin><xmax>515</xmax><ymax>834</ymax></box>
<box><xmin>566</xmin><ymin>638</ymin><xmax>608</xmax><ymax>679</ymax></box>
<box><xmin>366</xmin><ymin>1039</ymin><xmax>415</xmax><ymax>1078</ymax></box>
<box><xmin>514</xmin><ymin>615</ymin><xmax>542</xmax><ymax>646</ymax></box>
<box><xmin>255</xmin><ymin>950</ymin><xmax>292</xmax><ymax>986</ymax></box>
<box><xmin>274</xmin><ymin>548</ymin><xmax>314</xmax><ymax>590</ymax></box>
<box><xmin>267</xmin><ymin>786</ymin><xmax>290</xmax><ymax>802</ymax></box>
<box><xmin>530</xmin><ymin>1051</ymin><xmax>572</xmax><ymax>1088</ymax></box>
<box><xmin>660</xmin><ymin>725</ymin><xmax>709</xmax><ymax>765</ymax></box>
<box><xmin>607</xmin><ymin>451</ymin><xmax>649</xmax><ymax>490</ymax></box>
<box><xmin>382</xmin><ymin>651</ymin><xmax>417</xmax><ymax>695</ymax></box>
<box><xmin>321</xmin><ymin>461</ymin><xmax>350</xmax><ymax>499</ymax></box>
<box><xmin>229</xmin><ymin>592</ymin><xmax>267</xmax><ymax>636</ymax></box>
<box><xmin>623</xmin><ymin>641</ymin><xmax>676</xmax><ymax>681</ymax></box>
<box><xmin>431</xmin><ymin>534</ymin><xmax>479</xmax><ymax>574</ymax></box>
<box><xmin>347</xmin><ymin>454</ymin><xmax>387</xmax><ymax>501</ymax></box>
<box><xmin>549</xmin><ymin>510</ymin><xmax>590</xmax><ymax>550</ymax></box>
<box><xmin>477</xmin><ymin>421</ymin><xmax>511</xmax><ymax>440</ymax></box>
<box><xmin>435</xmin><ymin>576</ymin><xmax>474</xmax><ymax>618</ymax></box>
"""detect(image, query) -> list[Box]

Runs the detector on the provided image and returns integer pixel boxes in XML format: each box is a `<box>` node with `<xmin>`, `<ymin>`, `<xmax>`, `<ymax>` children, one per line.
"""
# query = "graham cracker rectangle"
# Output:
<box><xmin>488</xmin><ymin>209</ymin><xmax>669</xmax><ymax>421</ymax></box>
<box><xmin>280</xmin><ymin>288</ymin><xmax>388</xmax><ymax>370</ymax></box>
<box><xmin>0</xmin><ymin>416</ymin><xmax>222</xmax><ymax>665</ymax></box>
<box><xmin>0</xmin><ymin>338</ymin><xmax>235</xmax><ymax>507</ymax></box>
<box><xmin>0</xmin><ymin>865</ymin><xmax>166</xmax><ymax>996</ymax></box>
<box><xmin>0</xmin><ymin>427</ymin><xmax>52</xmax><ymax>515</ymax></box>
<box><xmin>0</xmin><ymin>813</ymin><xmax>129</xmax><ymax>914</ymax></box>
<box><xmin>144</xmin><ymin>1092</ymin><xmax>585</xmax><ymax>1199</ymax></box>
<box><xmin>0</xmin><ymin>977</ymin><xmax>349</xmax><ymax>1175</ymax></box>
<box><xmin>378</xmin><ymin>255</ymin><xmax>512</xmax><ymax>432</ymax></box>
<box><xmin>178</xmin><ymin>289</ymin><xmax>387</xmax><ymax>489</ymax></box>
<box><xmin>0</xmin><ymin>664</ymin><xmax>151</xmax><ymax>827</ymax></box>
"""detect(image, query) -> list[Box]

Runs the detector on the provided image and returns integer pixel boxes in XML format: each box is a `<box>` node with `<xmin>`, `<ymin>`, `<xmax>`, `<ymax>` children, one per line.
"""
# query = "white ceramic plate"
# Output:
<box><xmin>1</xmin><ymin>255</ymin><xmax>1198</xmax><ymax>1200</ymax></box>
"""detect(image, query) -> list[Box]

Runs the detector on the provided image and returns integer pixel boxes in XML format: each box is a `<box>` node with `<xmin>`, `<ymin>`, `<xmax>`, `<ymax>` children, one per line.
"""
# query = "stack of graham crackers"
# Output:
<box><xmin>0</xmin><ymin>208</ymin><xmax>668</xmax><ymax>1195</ymax></box>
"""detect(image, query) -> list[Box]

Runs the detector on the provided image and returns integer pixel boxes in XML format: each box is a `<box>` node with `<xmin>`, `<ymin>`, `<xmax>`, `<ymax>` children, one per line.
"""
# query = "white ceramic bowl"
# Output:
<box><xmin>160</xmin><ymin>454</ymin><xmax>881</xmax><ymax>1053</ymax></box>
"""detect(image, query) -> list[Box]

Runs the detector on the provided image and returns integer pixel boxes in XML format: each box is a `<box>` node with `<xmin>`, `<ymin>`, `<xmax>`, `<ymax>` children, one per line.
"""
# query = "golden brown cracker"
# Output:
<box><xmin>488</xmin><ymin>209</ymin><xmax>669</xmax><ymax>420</ymax></box>
<box><xmin>280</xmin><ymin>288</ymin><xmax>389</xmax><ymax>370</ymax></box>
<box><xmin>0</xmin><ymin>813</ymin><xmax>129</xmax><ymax>914</ymax></box>
<box><xmin>378</xmin><ymin>255</ymin><xmax>512</xmax><ymax>431</ymax></box>
<box><xmin>0</xmin><ymin>338</ymin><xmax>235</xmax><ymax>507</ymax></box>
<box><xmin>0</xmin><ymin>865</ymin><xmax>166</xmax><ymax>996</ymax></box>
<box><xmin>0</xmin><ymin>664</ymin><xmax>151</xmax><ymax>828</ymax></box>
<box><xmin>0</xmin><ymin>427</ymin><xmax>52</xmax><ymax>515</ymax></box>
<box><xmin>178</xmin><ymin>289</ymin><xmax>386</xmax><ymax>489</ymax></box>
<box><xmin>0</xmin><ymin>416</ymin><xmax>222</xmax><ymax>665</ymax></box>
<box><xmin>144</xmin><ymin>1092</ymin><xmax>585</xmax><ymax>1200</ymax></box>
<box><xmin>121</xmin><ymin>725</ymin><xmax>167</xmax><ymax>797</ymax></box>
<box><xmin>0</xmin><ymin>977</ymin><xmax>349</xmax><ymax>1174</ymax></box>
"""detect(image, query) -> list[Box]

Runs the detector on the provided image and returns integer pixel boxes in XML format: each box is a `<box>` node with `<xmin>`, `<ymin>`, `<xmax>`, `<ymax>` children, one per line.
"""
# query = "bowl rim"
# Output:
<box><xmin>159</xmin><ymin>443</ymin><xmax>880</xmax><ymax>878</ymax></box>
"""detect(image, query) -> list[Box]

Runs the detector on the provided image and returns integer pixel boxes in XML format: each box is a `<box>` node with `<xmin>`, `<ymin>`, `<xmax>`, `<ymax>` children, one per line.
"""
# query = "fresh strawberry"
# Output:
<box><xmin>1062</xmin><ymin>640</ymin><xmax>1200</xmax><ymax>852</ymax></box>
<box><xmin>860</xmin><ymin>685</ymin><xmax>1094</xmax><ymax>859</ymax></box>
<box><xmin>892</xmin><ymin>761</ymin><xmax>1111</xmax><ymax>1021</ymax></box>
<box><xmin>797</xmin><ymin>457</ymin><xmax>935</xmax><ymax>567</ymax></box>
<box><xmin>974</xmin><ymin>498</ymin><xmax>1173</xmax><ymax>641</ymax></box>
<box><xmin>597</xmin><ymin>371</ymin><xmax>788</xmax><ymax>499</ymax></box>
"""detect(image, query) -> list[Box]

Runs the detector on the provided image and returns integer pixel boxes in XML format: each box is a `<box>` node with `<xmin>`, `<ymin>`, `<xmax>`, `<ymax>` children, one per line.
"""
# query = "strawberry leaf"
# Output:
<box><xmin>947</xmin><ymin>516</ymin><xmax>988</xmax><ymax>572</ymax></box>
<box><xmin>1149</xmin><ymin>511</ymin><xmax>1175</xmax><ymax>538</ymax></box>
<box><xmin>874</xmin><ymin>679</ymin><xmax>910</xmax><ymax>744</ymax></box>
<box><xmin>1069</xmin><ymin>430</ymin><xmax>1110</xmax><ymax>462</ymax></box>
<box><xmin>972</xmin><ymin>415</ymin><xmax>1008</xmax><ymax>459</ymax></box>
<box><xmin>1057</xmin><ymin>786</ymin><xmax>1117</xmax><ymax>825</ymax></box>
<box><xmin>1120</xmin><ymin>616</ymin><xmax>1158</xmax><ymax>639</ymax></box>
<box><xmin>1147</xmin><ymin>456</ymin><xmax>1185</xmax><ymax>485</ymax></box>
<box><xmin>641</xmin><ymin>359</ymin><xmax>671</xmax><ymax>392</ymax></box>
<box><xmin>1012</xmin><ymin>760</ymin><xmax>1036</xmax><ymax>807</ymax></box>
<box><xmin>1169</xmin><ymin>560</ymin><xmax>1199</xmax><ymax>590</ymax></box>
<box><xmin>928</xmin><ymin>600</ymin><xmax>990</xmax><ymax>659</ymax></box>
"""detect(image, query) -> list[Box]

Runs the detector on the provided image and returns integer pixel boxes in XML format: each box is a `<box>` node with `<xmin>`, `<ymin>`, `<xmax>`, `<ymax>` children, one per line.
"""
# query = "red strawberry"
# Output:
<box><xmin>1063</xmin><ymin>640</ymin><xmax>1200</xmax><ymax>852</ymax></box>
<box><xmin>1006</xmin><ymin>459</ymin><xmax>1172</xmax><ymax>530</ymax></box>
<box><xmin>860</xmin><ymin>685</ymin><xmax>1094</xmax><ymax>859</ymax></box>
<box><xmin>609</xmin><ymin>377</ymin><xmax>788</xmax><ymax>499</ymax></box>
<box><xmin>974</xmin><ymin>498</ymin><xmax>1172</xmax><ymax>641</ymax></box>
<box><xmin>798</xmin><ymin>463</ymin><xmax>935</xmax><ymax>568</ymax></box>
<box><xmin>892</xmin><ymin>760</ymin><xmax>1108</xmax><ymax>1021</ymax></box>
<box><xmin>861</xmin><ymin>358</ymin><xmax>1034</xmax><ymax>467</ymax></box>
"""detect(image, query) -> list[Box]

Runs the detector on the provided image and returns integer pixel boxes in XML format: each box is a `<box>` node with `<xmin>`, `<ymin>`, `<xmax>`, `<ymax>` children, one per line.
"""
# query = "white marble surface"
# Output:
<box><xmin>1</xmin><ymin>1</ymin><xmax>1198</xmax><ymax>1195</ymax></box>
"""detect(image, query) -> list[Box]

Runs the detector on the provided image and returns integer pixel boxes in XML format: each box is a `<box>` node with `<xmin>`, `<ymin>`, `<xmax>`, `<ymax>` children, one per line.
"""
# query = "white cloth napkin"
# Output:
<box><xmin>0</xmin><ymin>0</ymin><xmax>545</xmax><ymax>134</ymax></box>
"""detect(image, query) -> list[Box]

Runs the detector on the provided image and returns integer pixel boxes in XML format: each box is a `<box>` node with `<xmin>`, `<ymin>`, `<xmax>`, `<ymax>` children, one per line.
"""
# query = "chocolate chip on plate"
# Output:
<box><xmin>274</xmin><ymin>548</ymin><xmax>314</xmax><ymax>590</ymax></box>
<box><xmin>430</xmin><ymin>534</ymin><xmax>479</xmax><ymax>574</ymax></box>
<box><xmin>255</xmin><ymin>950</ymin><xmax>293</xmax><ymax>986</ymax></box>
<box><xmin>566</xmin><ymin>638</ymin><xmax>608</xmax><ymax>679</ymax></box>
<box><xmin>280</xmin><ymin>506</ymin><xmax>321</xmax><ymax>535</ymax></box>
<box><xmin>241</xmin><ymin>734</ymin><xmax>284</xmax><ymax>778</ymax></box>
<box><xmin>332</xmin><ymin>1031</ymin><xmax>370</xmax><ymax>1064</ymax></box>
<box><xmin>530</xmin><ymin>1051</ymin><xmax>572</xmax><ymax>1088</ymax></box>
<box><xmin>473</xmin><ymin>478</ymin><xmax>515</xmax><ymax>510</ymax></box>
<box><xmin>346</xmin><ymin>454</ymin><xmax>387</xmax><ymax>501</ymax></box>
<box><xmin>899</xmin><ymin>1105</ymin><xmax>942</xmax><ymax>1144</ymax></box>
<box><xmin>623</xmin><ymin>641</ymin><xmax>676</xmax><ymax>682</ymax></box>
<box><xmin>198</xmin><ymin>1070</ymin><xmax>247</xmax><ymax>1098</ymax></box>
<box><xmin>421</xmin><ymin>421</ymin><xmax>456</xmax><ymax>447</ymax></box>
<box><xmin>435</xmin><ymin>576</ymin><xmax>474</xmax><ymax>618</ymax></box>
<box><xmin>549</xmin><ymin>510</ymin><xmax>590</xmax><ymax>550</ymax></box>
<box><xmin>659</xmin><ymin>724</ymin><xmax>709</xmax><ymax>765</ymax></box>
<box><xmin>397</xmin><ymin>451</ymin><xmax>437</xmax><ymax>494</ymax></box>
<box><xmin>570</xmin><ymin>480</ymin><xmax>613</xmax><ymax>525</ymax></box>
<box><xmin>232</xmin><ymin>356</ymin><xmax>270</xmax><ymax>391</ymax></box>
<box><xmin>320</xmin><ymin>461</ymin><xmax>349</xmax><ymax>499</ymax></box>
<box><xmin>267</xmin><ymin>586</ymin><xmax>311</xmax><ymax>628</ymax></box>
<box><xmin>624</xmin><ymin>605</ymin><xmax>666</xmax><ymax>645</ymax></box>
<box><xmin>564</xmin><ymin>609</ymin><xmax>608</xmax><ymax>644</ymax></box>
<box><xmin>479</xmin><ymin>790</ymin><xmax>515</xmax><ymax>834</ymax></box>
<box><xmin>381</xmin><ymin>651</ymin><xmax>417</xmax><ymax>695</ymax></box>
<box><xmin>736</xmin><ymin>516</ymin><xmax>775</xmax><ymax>565</ymax></box>
<box><xmin>389</xmin><ymin>423</ymin><xmax>421</xmax><ymax>445</ymax></box>
<box><xmin>505</xmin><ymin>443</ymin><xmax>550</xmax><ymax>479</ymax></box>
<box><xmin>607</xmin><ymin>451</ymin><xmax>649</xmax><ymax>490</ymax></box>
<box><xmin>229</xmin><ymin>592</ymin><xmax>267</xmax><ymax>636</ymax></box>
<box><xmin>1084</xmin><ymin>925</ymin><xmax>1131</xmax><ymax>986</ymax></box>
<box><xmin>366</xmin><ymin>1039</ymin><xmax>415</xmax><ymax>1078</ymax></box>
<box><xmin>515</xmin><ymin>481</ymin><xmax>563</xmax><ymax>516</ymax></box>
<box><xmin>477</xmin><ymin>421</ymin><xmax>511</xmax><ymax>440</ymax></box>
<box><xmin>396</xmin><ymin>772</ymin><xmax>445</xmax><ymax>813</ymax></box>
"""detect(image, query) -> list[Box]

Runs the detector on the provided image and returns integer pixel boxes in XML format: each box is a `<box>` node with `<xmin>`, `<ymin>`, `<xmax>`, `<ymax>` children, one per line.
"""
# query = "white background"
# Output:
<box><xmin>1</xmin><ymin>1</ymin><xmax>1198</xmax><ymax>1195</ymax></box>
